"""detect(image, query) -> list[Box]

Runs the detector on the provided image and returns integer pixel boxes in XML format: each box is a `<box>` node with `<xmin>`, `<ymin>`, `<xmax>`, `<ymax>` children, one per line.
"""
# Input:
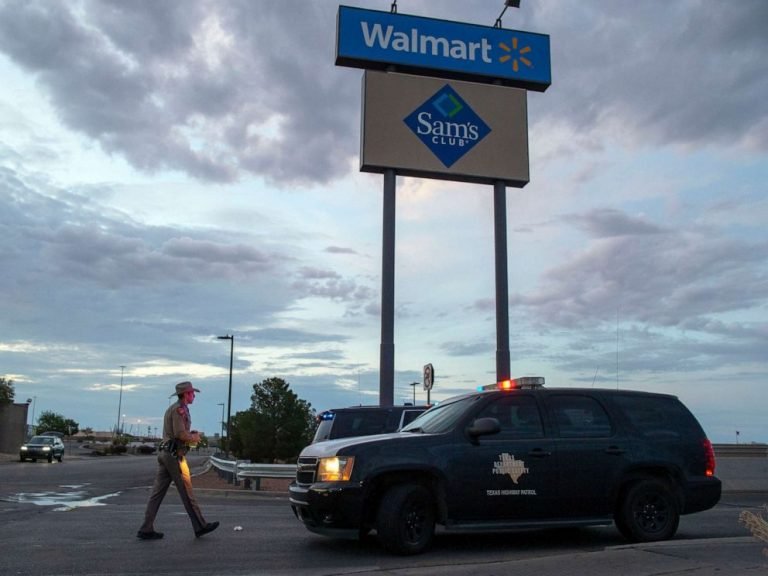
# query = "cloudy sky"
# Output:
<box><xmin>1</xmin><ymin>0</ymin><xmax>766</xmax><ymax>443</ymax></box>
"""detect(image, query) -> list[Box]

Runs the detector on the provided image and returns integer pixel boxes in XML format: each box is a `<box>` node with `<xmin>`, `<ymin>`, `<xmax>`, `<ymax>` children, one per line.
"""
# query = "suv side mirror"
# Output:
<box><xmin>467</xmin><ymin>417</ymin><xmax>501</xmax><ymax>443</ymax></box>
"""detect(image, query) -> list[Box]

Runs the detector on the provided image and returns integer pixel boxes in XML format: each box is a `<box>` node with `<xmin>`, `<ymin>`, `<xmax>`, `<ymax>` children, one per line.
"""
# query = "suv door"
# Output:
<box><xmin>443</xmin><ymin>393</ymin><xmax>559</xmax><ymax>522</ymax></box>
<box><xmin>546</xmin><ymin>393</ymin><xmax>631</xmax><ymax>517</ymax></box>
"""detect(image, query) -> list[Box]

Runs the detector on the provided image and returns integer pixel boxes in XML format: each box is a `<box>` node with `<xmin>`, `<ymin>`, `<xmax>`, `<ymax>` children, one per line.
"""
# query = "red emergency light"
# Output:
<box><xmin>478</xmin><ymin>376</ymin><xmax>545</xmax><ymax>391</ymax></box>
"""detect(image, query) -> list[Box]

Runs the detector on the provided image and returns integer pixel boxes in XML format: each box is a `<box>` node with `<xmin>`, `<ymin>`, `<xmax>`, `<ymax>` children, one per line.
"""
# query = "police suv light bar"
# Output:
<box><xmin>478</xmin><ymin>376</ymin><xmax>545</xmax><ymax>391</ymax></box>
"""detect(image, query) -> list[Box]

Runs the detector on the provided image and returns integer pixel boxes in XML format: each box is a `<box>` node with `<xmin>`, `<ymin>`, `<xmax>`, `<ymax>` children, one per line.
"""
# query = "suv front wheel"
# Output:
<box><xmin>376</xmin><ymin>484</ymin><xmax>435</xmax><ymax>555</ymax></box>
<box><xmin>615</xmin><ymin>478</ymin><xmax>679</xmax><ymax>542</ymax></box>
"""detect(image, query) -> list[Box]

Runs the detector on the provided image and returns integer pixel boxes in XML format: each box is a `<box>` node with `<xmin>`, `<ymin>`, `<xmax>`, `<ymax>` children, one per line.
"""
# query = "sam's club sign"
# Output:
<box><xmin>336</xmin><ymin>5</ymin><xmax>551</xmax><ymax>91</ymax></box>
<box><xmin>404</xmin><ymin>85</ymin><xmax>491</xmax><ymax>168</ymax></box>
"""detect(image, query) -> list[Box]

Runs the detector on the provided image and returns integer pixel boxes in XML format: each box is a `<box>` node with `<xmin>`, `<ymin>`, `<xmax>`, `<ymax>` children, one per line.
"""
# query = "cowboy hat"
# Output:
<box><xmin>170</xmin><ymin>381</ymin><xmax>200</xmax><ymax>398</ymax></box>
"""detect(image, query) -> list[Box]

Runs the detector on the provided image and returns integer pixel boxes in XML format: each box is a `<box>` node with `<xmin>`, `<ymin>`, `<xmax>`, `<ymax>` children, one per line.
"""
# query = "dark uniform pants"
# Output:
<box><xmin>139</xmin><ymin>450</ymin><xmax>207</xmax><ymax>533</ymax></box>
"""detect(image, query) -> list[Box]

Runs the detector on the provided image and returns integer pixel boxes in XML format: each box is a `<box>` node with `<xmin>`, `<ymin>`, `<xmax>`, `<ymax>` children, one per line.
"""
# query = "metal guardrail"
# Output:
<box><xmin>237</xmin><ymin>462</ymin><xmax>296</xmax><ymax>480</ymax></box>
<box><xmin>713</xmin><ymin>444</ymin><xmax>768</xmax><ymax>458</ymax></box>
<box><xmin>208</xmin><ymin>455</ymin><xmax>296</xmax><ymax>490</ymax></box>
<box><xmin>209</xmin><ymin>454</ymin><xmax>238</xmax><ymax>474</ymax></box>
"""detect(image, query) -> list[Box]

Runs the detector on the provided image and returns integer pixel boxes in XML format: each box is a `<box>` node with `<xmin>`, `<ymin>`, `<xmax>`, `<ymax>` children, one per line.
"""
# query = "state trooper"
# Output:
<box><xmin>137</xmin><ymin>381</ymin><xmax>219</xmax><ymax>540</ymax></box>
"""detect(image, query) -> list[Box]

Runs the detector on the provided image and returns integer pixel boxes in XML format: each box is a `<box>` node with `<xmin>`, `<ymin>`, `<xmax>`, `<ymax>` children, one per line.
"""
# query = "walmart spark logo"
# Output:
<box><xmin>403</xmin><ymin>84</ymin><xmax>491</xmax><ymax>168</ymax></box>
<box><xmin>498</xmin><ymin>36</ymin><xmax>532</xmax><ymax>73</ymax></box>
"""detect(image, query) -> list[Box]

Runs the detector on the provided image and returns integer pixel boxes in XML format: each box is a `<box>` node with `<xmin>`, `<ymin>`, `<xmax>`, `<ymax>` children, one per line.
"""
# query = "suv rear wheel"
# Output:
<box><xmin>376</xmin><ymin>484</ymin><xmax>435</xmax><ymax>555</ymax></box>
<box><xmin>615</xmin><ymin>478</ymin><xmax>679</xmax><ymax>542</ymax></box>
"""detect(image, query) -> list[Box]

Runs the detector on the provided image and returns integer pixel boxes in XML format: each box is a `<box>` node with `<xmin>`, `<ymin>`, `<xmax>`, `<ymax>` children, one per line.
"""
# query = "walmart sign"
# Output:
<box><xmin>336</xmin><ymin>5</ymin><xmax>551</xmax><ymax>92</ymax></box>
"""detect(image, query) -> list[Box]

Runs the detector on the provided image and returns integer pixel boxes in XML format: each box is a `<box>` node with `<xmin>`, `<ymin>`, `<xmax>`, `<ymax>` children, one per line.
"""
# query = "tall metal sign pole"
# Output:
<box><xmin>380</xmin><ymin>168</ymin><xmax>396</xmax><ymax>406</ymax></box>
<box><xmin>494</xmin><ymin>182</ymin><xmax>511</xmax><ymax>381</ymax></box>
<box><xmin>336</xmin><ymin>5</ymin><xmax>550</xmax><ymax>401</ymax></box>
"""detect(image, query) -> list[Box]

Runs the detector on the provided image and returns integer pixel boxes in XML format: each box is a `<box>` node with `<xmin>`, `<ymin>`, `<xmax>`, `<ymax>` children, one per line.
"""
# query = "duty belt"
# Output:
<box><xmin>158</xmin><ymin>439</ymin><xmax>183</xmax><ymax>455</ymax></box>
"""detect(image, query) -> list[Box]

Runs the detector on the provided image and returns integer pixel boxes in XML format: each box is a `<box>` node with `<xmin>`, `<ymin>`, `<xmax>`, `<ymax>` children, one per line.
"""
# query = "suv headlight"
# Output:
<box><xmin>317</xmin><ymin>456</ymin><xmax>355</xmax><ymax>482</ymax></box>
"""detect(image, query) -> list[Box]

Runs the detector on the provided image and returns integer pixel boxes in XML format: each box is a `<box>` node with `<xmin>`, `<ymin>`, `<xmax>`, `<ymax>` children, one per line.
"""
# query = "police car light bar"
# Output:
<box><xmin>478</xmin><ymin>376</ymin><xmax>545</xmax><ymax>391</ymax></box>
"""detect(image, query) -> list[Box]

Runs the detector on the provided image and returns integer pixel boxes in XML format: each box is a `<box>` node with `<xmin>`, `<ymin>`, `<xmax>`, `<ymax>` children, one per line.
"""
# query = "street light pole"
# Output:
<box><xmin>26</xmin><ymin>397</ymin><xmax>36</xmax><ymax>436</ymax></box>
<box><xmin>217</xmin><ymin>402</ymin><xmax>225</xmax><ymax>449</ymax></box>
<box><xmin>410</xmin><ymin>382</ymin><xmax>419</xmax><ymax>405</ymax></box>
<box><xmin>217</xmin><ymin>335</ymin><xmax>234</xmax><ymax>457</ymax></box>
<box><xmin>116</xmin><ymin>365</ymin><xmax>125</xmax><ymax>437</ymax></box>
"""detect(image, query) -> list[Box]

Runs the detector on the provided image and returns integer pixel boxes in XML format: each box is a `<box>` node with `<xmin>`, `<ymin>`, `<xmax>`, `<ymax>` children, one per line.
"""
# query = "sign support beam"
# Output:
<box><xmin>494</xmin><ymin>180</ymin><xmax>511</xmax><ymax>382</ymax></box>
<box><xmin>379</xmin><ymin>168</ymin><xmax>396</xmax><ymax>406</ymax></box>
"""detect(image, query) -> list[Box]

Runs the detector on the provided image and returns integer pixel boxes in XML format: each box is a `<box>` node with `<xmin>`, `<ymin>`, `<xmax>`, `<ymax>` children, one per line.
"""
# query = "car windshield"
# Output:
<box><xmin>30</xmin><ymin>436</ymin><xmax>54</xmax><ymax>444</ymax></box>
<box><xmin>401</xmin><ymin>395</ymin><xmax>483</xmax><ymax>434</ymax></box>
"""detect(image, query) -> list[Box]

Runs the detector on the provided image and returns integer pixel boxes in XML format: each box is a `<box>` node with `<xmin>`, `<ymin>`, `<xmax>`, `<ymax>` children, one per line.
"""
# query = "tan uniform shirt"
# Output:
<box><xmin>163</xmin><ymin>401</ymin><xmax>191</xmax><ymax>445</ymax></box>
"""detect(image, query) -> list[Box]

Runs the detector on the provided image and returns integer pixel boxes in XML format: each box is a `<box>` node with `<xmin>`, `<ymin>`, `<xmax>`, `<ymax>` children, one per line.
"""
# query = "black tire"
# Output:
<box><xmin>47</xmin><ymin>454</ymin><xmax>53</xmax><ymax>463</ymax></box>
<box><xmin>19</xmin><ymin>455</ymin><xmax>25</xmax><ymax>462</ymax></box>
<box><xmin>615</xmin><ymin>478</ymin><xmax>679</xmax><ymax>542</ymax></box>
<box><xmin>376</xmin><ymin>484</ymin><xmax>435</xmax><ymax>555</ymax></box>
<box><xmin>56</xmin><ymin>454</ymin><xmax>63</xmax><ymax>463</ymax></box>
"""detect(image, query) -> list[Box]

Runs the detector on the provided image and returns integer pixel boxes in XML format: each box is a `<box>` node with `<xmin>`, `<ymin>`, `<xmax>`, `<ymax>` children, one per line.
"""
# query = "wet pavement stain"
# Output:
<box><xmin>2</xmin><ymin>487</ymin><xmax>121</xmax><ymax>511</ymax></box>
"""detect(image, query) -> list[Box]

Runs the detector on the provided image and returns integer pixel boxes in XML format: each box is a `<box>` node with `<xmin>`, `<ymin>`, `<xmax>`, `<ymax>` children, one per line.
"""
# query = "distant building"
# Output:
<box><xmin>0</xmin><ymin>402</ymin><xmax>30</xmax><ymax>453</ymax></box>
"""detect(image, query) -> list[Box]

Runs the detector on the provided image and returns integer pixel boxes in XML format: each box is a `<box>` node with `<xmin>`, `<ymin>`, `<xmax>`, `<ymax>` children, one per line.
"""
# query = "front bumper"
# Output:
<box><xmin>289</xmin><ymin>481</ymin><xmax>365</xmax><ymax>538</ymax></box>
<box><xmin>20</xmin><ymin>448</ymin><xmax>55</xmax><ymax>459</ymax></box>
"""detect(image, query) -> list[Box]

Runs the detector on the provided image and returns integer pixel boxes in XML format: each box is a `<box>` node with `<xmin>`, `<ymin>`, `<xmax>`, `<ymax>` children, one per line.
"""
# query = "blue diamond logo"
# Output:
<box><xmin>404</xmin><ymin>85</ymin><xmax>491</xmax><ymax>168</ymax></box>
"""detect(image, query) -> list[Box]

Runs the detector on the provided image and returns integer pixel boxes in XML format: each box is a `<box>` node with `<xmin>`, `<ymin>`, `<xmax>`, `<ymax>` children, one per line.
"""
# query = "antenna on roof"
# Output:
<box><xmin>391</xmin><ymin>1</ymin><xmax>397</xmax><ymax>14</ymax></box>
<box><xmin>616</xmin><ymin>306</ymin><xmax>620</xmax><ymax>390</ymax></box>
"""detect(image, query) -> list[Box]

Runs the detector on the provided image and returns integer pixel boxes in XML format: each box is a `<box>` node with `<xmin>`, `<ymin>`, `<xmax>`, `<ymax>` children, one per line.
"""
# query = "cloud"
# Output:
<box><xmin>511</xmin><ymin>218</ymin><xmax>768</xmax><ymax>328</ymax></box>
<box><xmin>568</xmin><ymin>209</ymin><xmax>667</xmax><ymax>238</ymax></box>
<box><xmin>1</xmin><ymin>0</ymin><xmax>765</xmax><ymax>189</ymax></box>
<box><xmin>325</xmin><ymin>245</ymin><xmax>361</xmax><ymax>256</ymax></box>
<box><xmin>0</xmin><ymin>0</ymin><xmax>358</xmax><ymax>185</ymax></box>
<box><xmin>504</xmin><ymin>207</ymin><xmax>768</xmax><ymax>381</ymax></box>
<box><xmin>531</xmin><ymin>0</ymin><xmax>768</xmax><ymax>152</ymax></box>
<box><xmin>0</xmin><ymin>163</ymin><xmax>375</xmax><ymax>350</ymax></box>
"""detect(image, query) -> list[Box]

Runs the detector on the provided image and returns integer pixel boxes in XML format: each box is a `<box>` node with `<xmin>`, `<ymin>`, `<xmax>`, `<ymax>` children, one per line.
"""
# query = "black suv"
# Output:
<box><xmin>289</xmin><ymin>378</ymin><xmax>721</xmax><ymax>554</ymax></box>
<box><xmin>312</xmin><ymin>405</ymin><xmax>428</xmax><ymax>443</ymax></box>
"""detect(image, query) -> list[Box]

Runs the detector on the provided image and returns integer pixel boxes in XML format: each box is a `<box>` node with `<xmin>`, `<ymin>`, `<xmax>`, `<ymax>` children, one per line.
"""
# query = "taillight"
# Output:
<box><xmin>703</xmin><ymin>438</ymin><xmax>716</xmax><ymax>477</ymax></box>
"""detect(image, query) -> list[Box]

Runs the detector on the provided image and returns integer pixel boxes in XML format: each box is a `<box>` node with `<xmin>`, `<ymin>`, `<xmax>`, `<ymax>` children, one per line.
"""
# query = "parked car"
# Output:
<box><xmin>312</xmin><ymin>405</ymin><xmax>428</xmax><ymax>443</ymax></box>
<box><xmin>290</xmin><ymin>377</ymin><xmax>721</xmax><ymax>554</ymax></box>
<box><xmin>20</xmin><ymin>435</ymin><xmax>65</xmax><ymax>463</ymax></box>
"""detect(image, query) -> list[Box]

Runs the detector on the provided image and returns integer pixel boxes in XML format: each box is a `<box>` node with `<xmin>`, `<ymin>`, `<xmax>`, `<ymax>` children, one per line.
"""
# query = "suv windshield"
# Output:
<box><xmin>401</xmin><ymin>395</ymin><xmax>482</xmax><ymax>434</ymax></box>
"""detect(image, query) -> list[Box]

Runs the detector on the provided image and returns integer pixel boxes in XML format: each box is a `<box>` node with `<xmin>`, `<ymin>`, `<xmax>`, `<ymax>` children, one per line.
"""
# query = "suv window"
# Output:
<box><xmin>475</xmin><ymin>394</ymin><xmax>544</xmax><ymax>438</ymax></box>
<box><xmin>612</xmin><ymin>394</ymin><xmax>700</xmax><ymax>439</ymax></box>
<box><xmin>334</xmin><ymin>411</ymin><xmax>390</xmax><ymax>438</ymax></box>
<box><xmin>549</xmin><ymin>395</ymin><xmax>613</xmax><ymax>438</ymax></box>
<box><xmin>313</xmin><ymin>406</ymin><xmax>428</xmax><ymax>442</ymax></box>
